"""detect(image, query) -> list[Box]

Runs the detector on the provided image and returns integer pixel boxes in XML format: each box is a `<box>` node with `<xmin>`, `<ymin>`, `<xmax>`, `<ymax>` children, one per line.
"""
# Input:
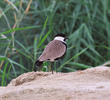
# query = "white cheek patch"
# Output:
<box><xmin>54</xmin><ymin>36</ymin><xmax>65</xmax><ymax>42</ymax></box>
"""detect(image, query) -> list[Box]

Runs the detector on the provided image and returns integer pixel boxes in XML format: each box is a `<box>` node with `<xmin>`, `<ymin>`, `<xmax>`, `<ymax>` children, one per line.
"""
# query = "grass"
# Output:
<box><xmin>0</xmin><ymin>0</ymin><xmax>110</xmax><ymax>86</ymax></box>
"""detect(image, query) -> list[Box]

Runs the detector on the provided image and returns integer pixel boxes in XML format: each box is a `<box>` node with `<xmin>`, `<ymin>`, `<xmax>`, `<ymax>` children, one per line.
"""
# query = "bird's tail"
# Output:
<box><xmin>35</xmin><ymin>60</ymin><xmax>43</xmax><ymax>66</ymax></box>
<box><xmin>34</xmin><ymin>60</ymin><xmax>43</xmax><ymax>71</ymax></box>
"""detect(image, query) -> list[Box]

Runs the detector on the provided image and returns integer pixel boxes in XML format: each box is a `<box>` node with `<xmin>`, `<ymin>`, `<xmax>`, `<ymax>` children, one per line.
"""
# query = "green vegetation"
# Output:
<box><xmin>0</xmin><ymin>0</ymin><xmax>110</xmax><ymax>86</ymax></box>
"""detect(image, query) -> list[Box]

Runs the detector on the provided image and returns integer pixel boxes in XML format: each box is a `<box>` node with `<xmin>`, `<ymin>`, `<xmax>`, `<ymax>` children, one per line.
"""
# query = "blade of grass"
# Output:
<box><xmin>37</xmin><ymin>29</ymin><xmax>52</xmax><ymax>48</ymax></box>
<box><xmin>33</xmin><ymin>37</ymin><xmax>37</xmax><ymax>60</ymax></box>
<box><xmin>1</xmin><ymin>61</ymin><xmax>8</xmax><ymax>86</ymax></box>
<box><xmin>57</xmin><ymin>48</ymin><xmax>88</xmax><ymax>71</ymax></box>
<box><xmin>8</xmin><ymin>58</ymin><xmax>28</xmax><ymax>71</ymax></box>
<box><xmin>68</xmin><ymin>62</ymin><xmax>92</xmax><ymax>69</ymax></box>
<box><xmin>39</xmin><ymin>16</ymin><xmax>48</xmax><ymax>41</ymax></box>
<box><xmin>0</xmin><ymin>25</ymin><xmax>40</xmax><ymax>35</ymax></box>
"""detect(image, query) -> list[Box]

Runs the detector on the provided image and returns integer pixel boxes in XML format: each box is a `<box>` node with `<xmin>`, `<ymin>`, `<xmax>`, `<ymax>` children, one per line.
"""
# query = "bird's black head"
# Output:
<box><xmin>55</xmin><ymin>33</ymin><xmax>66</xmax><ymax>38</ymax></box>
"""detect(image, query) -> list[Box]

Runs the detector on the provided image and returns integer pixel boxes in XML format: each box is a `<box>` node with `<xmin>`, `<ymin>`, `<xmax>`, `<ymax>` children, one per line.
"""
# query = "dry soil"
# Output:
<box><xmin>0</xmin><ymin>66</ymin><xmax>110</xmax><ymax>100</ymax></box>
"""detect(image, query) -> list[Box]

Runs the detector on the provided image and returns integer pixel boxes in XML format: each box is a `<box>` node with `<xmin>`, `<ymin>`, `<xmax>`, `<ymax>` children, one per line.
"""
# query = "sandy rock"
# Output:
<box><xmin>0</xmin><ymin>67</ymin><xmax>110</xmax><ymax>100</ymax></box>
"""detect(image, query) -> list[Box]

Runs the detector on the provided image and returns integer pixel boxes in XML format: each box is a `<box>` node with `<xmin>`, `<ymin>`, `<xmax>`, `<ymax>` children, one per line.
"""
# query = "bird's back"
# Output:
<box><xmin>38</xmin><ymin>40</ymin><xmax>66</xmax><ymax>62</ymax></box>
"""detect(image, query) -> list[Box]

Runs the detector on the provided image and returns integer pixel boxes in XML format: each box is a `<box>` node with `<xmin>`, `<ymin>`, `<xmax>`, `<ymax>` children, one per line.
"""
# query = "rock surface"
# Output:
<box><xmin>0</xmin><ymin>67</ymin><xmax>110</xmax><ymax>100</ymax></box>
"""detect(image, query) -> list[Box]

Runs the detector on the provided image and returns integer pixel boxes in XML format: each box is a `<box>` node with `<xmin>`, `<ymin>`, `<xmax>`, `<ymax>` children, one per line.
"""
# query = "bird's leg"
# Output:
<box><xmin>54</xmin><ymin>60</ymin><xmax>58</xmax><ymax>72</ymax></box>
<box><xmin>51</xmin><ymin>62</ymin><xmax>54</xmax><ymax>74</ymax></box>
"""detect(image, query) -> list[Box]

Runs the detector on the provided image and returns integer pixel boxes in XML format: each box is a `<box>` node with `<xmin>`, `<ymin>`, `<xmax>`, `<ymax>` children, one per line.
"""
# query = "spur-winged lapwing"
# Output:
<box><xmin>34</xmin><ymin>34</ymin><xmax>67</xmax><ymax>74</ymax></box>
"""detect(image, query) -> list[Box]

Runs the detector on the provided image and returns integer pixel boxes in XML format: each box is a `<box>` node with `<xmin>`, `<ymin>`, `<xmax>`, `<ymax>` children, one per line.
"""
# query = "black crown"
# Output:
<box><xmin>55</xmin><ymin>33</ymin><xmax>66</xmax><ymax>38</ymax></box>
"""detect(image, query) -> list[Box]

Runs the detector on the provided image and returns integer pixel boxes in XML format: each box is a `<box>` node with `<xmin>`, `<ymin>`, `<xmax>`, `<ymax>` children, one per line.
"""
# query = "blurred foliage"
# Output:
<box><xmin>0</xmin><ymin>0</ymin><xmax>110</xmax><ymax>86</ymax></box>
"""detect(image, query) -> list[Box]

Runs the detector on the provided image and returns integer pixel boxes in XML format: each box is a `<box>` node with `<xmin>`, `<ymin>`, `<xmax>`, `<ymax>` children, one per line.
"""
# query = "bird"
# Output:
<box><xmin>34</xmin><ymin>34</ymin><xmax>67</xmax><ymax>74</ymax></box>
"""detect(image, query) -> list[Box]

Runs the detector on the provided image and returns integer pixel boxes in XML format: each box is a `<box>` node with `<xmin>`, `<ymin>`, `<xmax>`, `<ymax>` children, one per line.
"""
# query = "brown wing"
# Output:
<box><xmin>38</xmin><ymin>40</ymin><xmax>66</xmax><ymax>61</ymax></box>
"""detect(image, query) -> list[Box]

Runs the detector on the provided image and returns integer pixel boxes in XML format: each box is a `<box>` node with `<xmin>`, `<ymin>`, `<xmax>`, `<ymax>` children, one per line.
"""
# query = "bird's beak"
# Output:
<box><xmin>65</xmin><ymin>37</ymin><xmax>68</xmax><ymax>40</ymax></box>
<box><xmin>64</xmin><ymin>37</ymin><xmax>68</xmax><ymax>41</ymax></box>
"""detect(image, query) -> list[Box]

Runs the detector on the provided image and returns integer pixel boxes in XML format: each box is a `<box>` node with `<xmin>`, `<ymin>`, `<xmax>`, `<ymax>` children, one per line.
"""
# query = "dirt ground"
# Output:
<box><xmin>0</xmin><ymin>66</ymin><xmax>110</xmax><ymax>100</ymax></box>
